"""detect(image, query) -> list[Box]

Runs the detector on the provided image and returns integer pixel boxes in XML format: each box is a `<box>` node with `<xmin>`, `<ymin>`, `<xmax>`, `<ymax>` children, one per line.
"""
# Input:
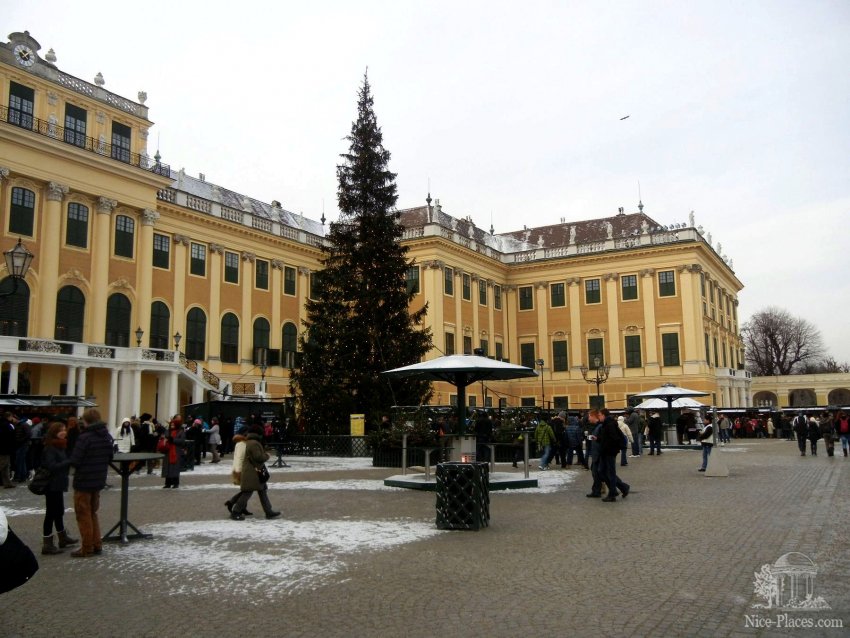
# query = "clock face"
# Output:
<box><xmin>13</xmin><ymin>44</ymin><xmax>35</xmax><ymax>67</ymax></box>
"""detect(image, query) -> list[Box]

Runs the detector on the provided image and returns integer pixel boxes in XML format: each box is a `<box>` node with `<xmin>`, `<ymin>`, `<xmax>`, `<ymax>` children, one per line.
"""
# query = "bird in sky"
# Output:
<box><xmin>620</xmin><ymin>115</ymin><xmax>630</xmax><ymax>120</ymax></box>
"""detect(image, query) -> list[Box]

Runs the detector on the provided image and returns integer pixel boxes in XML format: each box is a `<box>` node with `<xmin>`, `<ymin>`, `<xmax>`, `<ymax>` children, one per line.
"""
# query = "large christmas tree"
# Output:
<box><xmin>291</xmin><ymin>74</ymin><xmax>432</xmax><ymax>434</ymax></box>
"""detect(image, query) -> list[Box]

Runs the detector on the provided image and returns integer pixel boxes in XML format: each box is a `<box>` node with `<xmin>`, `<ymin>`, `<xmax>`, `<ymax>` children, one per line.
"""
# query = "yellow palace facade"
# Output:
<box><xmin>0</xmin><ymin>31</ymin><xmax>749</xmax><ymax>424</ymax></box>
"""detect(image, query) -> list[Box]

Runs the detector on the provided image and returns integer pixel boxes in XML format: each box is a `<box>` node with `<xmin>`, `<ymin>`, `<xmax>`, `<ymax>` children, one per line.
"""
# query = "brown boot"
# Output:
<box><xmin>42</xmin><ymin>535</ymin><xmax>63</xmax><ymax>555</ymax></box>
<box><xmin>70</xmin><ymin>547</ymin><xmax>92</xmax><ymax>558</ymax></box>
<box><xmin>58</xmin><ymin>529</ymin><xmax>79</xmax><ymax>548</ymax></box>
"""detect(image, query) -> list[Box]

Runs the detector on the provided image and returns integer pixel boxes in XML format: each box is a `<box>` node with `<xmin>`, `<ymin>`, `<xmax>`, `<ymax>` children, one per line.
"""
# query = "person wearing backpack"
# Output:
<box><xmin>836</xmin><ymin>410</ymin><xmax>850</xmax><ymax>457</ymax></box>
<box><xmin>819</xmin><ymin>411</ymin><xmax>836</xmax><ymax>457</ymax></box>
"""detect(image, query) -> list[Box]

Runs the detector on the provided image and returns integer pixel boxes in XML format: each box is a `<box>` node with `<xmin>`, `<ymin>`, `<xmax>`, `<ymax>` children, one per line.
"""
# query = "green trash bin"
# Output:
<box><xmin>435</xmin><ymin>462</ymin><xmax>490</xmax><ymax>530</ymax></box>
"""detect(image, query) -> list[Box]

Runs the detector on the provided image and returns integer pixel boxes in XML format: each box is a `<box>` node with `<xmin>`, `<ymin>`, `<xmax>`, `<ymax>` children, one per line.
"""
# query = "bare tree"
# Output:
<box><xmin>742</xmin><ymin>307</ymin><xmax>825</xmax><ymax>375</ymax></box>
<box><xmin>800</xmin><ymin>356</ymin><xmax>850</xmax><ymax>374</ymax></box>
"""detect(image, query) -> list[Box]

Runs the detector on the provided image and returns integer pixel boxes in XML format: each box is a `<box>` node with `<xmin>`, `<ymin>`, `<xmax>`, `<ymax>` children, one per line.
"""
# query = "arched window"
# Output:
<box><xmin>105</xmin><ymin>293</ymin><xmax>131</xmax><ymax>347</ymax></box>
<box><xmin>282</xmin><ymin>322</ymin><xmax>298</xmax><ymax>368</ymax></box>
<box><xmin>220</xmin><ymin>313</ymin><xmax>240</xmax><ymax>363</ymax></box>
<box><xmin>9</xmin><ymin>187</ymin><xmax>35</xmax><ymax>236</ymax></box>
<box><xmin>55</xmin><ymin>286</ymin><xmax>85</xmax><ymax>342</ymax></box>
<box><xmin>149</xmin><ymin>301</ymin><xmax>170</xmax><ymax>349</ymax></box>
<box><xmin>0</xmin><ymin>277</ymin><xmax>29</xmax><ymax>336</ymax></box>
<box><xmin>185</xmin><ymin>307</ymin><xmax>206</xmax><ymax>360</ymax></box>
<box><xmin>252</xmin><ymin>317</ymin><xmax>270</xmax><ymax>364</ymax></box>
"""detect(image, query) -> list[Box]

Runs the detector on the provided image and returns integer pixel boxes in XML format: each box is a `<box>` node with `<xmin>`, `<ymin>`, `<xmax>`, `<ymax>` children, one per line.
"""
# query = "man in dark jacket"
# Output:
<box><xmin>598</xmin><ymin>408</ymin><xmax>630</xmax><ymax>502</ymax></box>
<box><xmin>0</xmin><ymin>412</ymin><xmax>18</xmax><ymax>488</ymax></box>
<box><xmin>565</xmin><ymin>415</ymin><xmax>586</xmax><ymax>468</ymax></box>
<box><xmin>69</xmin><ymin>408</ymin><xmax>114</xmax><ymax>557</ymax></box>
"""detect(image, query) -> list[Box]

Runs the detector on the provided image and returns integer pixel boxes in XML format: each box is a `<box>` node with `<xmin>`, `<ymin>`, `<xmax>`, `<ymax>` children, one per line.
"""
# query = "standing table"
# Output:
<box><xmin>103</xmin><ymin>452</ymin><xmax>163</xmax><ymax>544</ymax></box>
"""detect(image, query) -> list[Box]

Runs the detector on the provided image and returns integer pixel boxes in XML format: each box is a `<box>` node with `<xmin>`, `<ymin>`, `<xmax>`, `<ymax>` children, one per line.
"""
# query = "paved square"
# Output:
<box><xmin>1</xmin><ymin>441</ymin><xmax>847</xmax><ymax>637</ymax></box>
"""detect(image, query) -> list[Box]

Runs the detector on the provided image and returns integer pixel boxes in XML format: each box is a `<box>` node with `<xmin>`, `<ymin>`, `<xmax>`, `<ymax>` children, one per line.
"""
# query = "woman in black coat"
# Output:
<box><xmin>40</xmin><ymin>421</ymin><xmax>78</xmax><ymax>555</ymax></box>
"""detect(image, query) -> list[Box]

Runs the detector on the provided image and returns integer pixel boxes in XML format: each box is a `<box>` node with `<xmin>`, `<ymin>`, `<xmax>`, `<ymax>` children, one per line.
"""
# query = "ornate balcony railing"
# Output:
<box><xmin>0</xmin><ymin>105</ymin><xmax>170</xmax><ymax>177</ymax></box>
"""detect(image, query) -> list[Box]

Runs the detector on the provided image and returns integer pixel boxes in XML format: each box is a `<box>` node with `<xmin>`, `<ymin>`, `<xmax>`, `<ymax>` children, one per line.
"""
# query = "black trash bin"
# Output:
<box><xmin>435</xmin><ymin>462</ymin><xmax>490</xmax><ymax>530</ymax></box>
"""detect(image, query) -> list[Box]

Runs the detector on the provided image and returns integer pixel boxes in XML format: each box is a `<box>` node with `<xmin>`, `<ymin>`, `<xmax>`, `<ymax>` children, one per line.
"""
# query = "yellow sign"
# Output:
<box><xmin>350</xmin><ymin>414</ymin><xmax>365</xmax><ymax>437</ymax></box>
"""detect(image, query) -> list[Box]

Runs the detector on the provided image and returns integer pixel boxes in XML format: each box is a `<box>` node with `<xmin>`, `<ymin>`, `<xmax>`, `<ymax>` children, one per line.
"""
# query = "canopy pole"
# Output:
<box><xmin>456</xmin><ymin>372</ymin><xmax>467</xmax><ymax>435</ymax></box>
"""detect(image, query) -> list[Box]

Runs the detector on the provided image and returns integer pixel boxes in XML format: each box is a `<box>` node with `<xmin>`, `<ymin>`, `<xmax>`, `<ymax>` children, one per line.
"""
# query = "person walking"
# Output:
<box><xmin>617</xmin><ymin>415</ymin><xmax>633</xmax><ymax>466</ymax></box>
<box><xmin>585</xmin><ymin>412</ymin><xmax>605</xmax><ymax>498</ymax></box>
<box><xmin>792</xmin><ymin>412</ymin><xmax>809</xmax><ymax>456</ymax></box>
<box><xmin>68</xmin><ymin>408</ymin><xmax>114</xmax><ymax>558</ymax></box>
<box><xmin>718</xmin><ymin>414</ymin><xmax>731</xmax><ymax>446</ymax></box>
<box><xmin>598</xmin><ymin>409</ymin><xmax>629</xmax><ymax>502</ymax></box>
<box><xmin>836</xmin><ymin>410</ymin><xmax>850</xmax><ymax>457</ymax></box>
<box><xmin>224</xmin><ymin>430</ymin><xmax>253</xmax><ymax>517</ymax></box>
<box><xmin>158</xmin><ymin>417</ymin><xmax>186</xmax><ymax>488</ymax></box>
<box><xmin>534</xmin><ymin>415</ymin><xmax>556</xmax><ymax>471</ymax></box>
<box><xmin>564</xmin><ymin>414</ymin><xmax>586</xmax><ymax>468</ymax></box>
<box><xmin>230</xmin><ymin>425</ymin><xmax>279</xmax><ymax>520</ymax></box>
<box><xmin>0</xmin><ymin>412</ymin><xmax>17</xmax><ymax>489</ymax></box>
<box><xmin>819</xmin><ymin>411</ymin><xmax>835</xmax><ymax>457</ymax></box>
<box><xmin>208</xmin><ymin>417</ymin><xmax>222</xmax><ymax>463</ymax></box>
<box><xmin>39</xmin><ymin>422</ymin><xmax>78</xmax><ymax>555</ymax></box>
<box><xmin>625</xmin><ymin>407</ymin><xmax>642</xmax><ymax>457</ymax></box>
<box><xmin>697</xmin><ymin>414</ymin><xmax>714</xmax><ymax>472</ymax></box>
<box><xmin>807</xmin><ymin>415</ymin><xmax>821</xmax><ymax>456</ymax></box>
<box><xmin>647</xmin><ymin>411</ymin><xmax>664</xmax><ymax>455</ymax></box>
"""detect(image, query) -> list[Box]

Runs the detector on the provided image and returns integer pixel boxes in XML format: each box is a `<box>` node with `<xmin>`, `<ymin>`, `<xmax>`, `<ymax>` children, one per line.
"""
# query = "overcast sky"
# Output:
<box><xmin>7</xmin><ymin>1</ymin><xmax>850</xmax><ymax>362</ymax></box>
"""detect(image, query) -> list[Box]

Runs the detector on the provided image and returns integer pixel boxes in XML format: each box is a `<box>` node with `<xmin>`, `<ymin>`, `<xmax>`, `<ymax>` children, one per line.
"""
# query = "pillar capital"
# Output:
<box><xmin>209</xmin><ymin>243</ymin><xmax>224</xmax><ymax>255</ymax></box>
<box><xmin>0</xmin><ymin>166</ymin><xmax>10</xmax><ymax>180</ymax></box>
<box><xmin>46</xmin><ymin>182</ymin><xmax>70</xmax><ymax>201</ymax></box>
<box><xmin>141</xmin><ymin>209</ymin><xmax>160</xmax><ymax>226</ymax></box>
<box><xmin>97</xmin><ymin>196</ymin><xmax>118</xmax><ymax>215</ymax></box>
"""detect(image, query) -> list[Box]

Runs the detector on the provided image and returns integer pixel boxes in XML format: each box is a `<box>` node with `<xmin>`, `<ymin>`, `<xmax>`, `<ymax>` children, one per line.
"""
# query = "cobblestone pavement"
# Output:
<box><xmin>1</xmin><ymin>441</ymin><xmax>847</xmax><ymax>638</ymax></box>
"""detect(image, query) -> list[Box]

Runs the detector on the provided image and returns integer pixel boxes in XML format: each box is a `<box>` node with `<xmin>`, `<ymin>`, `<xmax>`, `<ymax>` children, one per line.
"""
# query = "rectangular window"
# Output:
<box><xmin>621</xmin><ymin>274</ymin><xmax>638</xmax><ymax>301</ymax></box>
<box><xmin>66</xmin><ymin>203</ymin><xmax>89</xmax><ymax>248</ymax></box>
<box><xmin>468</xmin><ymin>396</ymin><xmax>477</xmax><ymax>408</ymax></box>
<box><xmin>550</xmin><ymin>282</ymin><xmax>566</xmax><ymax>308</ymax></box>
<box><xmin>444</xmin><ymin>267</ymin><xmax>454</xmax><ymax>296</ymax></box>
<box><xmin>479</xmin><ymin>339</ymin><xmax>489</xmax><ymax>356</ymax></box>
<box><xmin>495</xmin><ymin>342</ymin><xmax>504</xmax><ymax>361</ymax></box>
<box><xmin>445</xmin><ymin>332</ymin><xmax>455</xmax><ymax>356</ymax></box>
<box><xmin>479</xmin><ymin>281</ymin><xmax>487</xmax><ymax>306</ymax></box>
<box><xmin>8</xmin><ymin>82</ymin><xmax>34</xmax><ymax>130</ymax></box>
<box><xmin>700</xmin><ymin>272</ymin><xmax>706</xmax><ymax>297</ymax></box>
<box><xmin>255</xmin><ymin>259</ymin><xmax>269</xmax><ymax>290</ymax></box>
<box><xmin>152</xmin><ymin>233</ymin><xmax>170</xmax><ymax>269</ymax></box>
<box><xmin>713</xmin><ymin>337</ymin><xmax>719</xmax><ymax>367</ymax></box>
<box><xmin>463</xmin><ymin>335</ymin><xmax>472</xmax><ymax>355</ymax></box>
<box><xmin>494</xmin><ymin>285</ymin><xmax>502</xmax><ymax>310</ymax></box>
<box><xmin>553</xmin><ymin>396</ymin><xmax>569</xmax><ymax>410</ymax></box>
<box><xmin>662</xmin><ymin>333</ymin><xmax>680</xmax><ymax>366</ymax></box>
<box><xmin>722</xmin><ymin>343</ymin><xmax>728</xmax><ymax>367</ymax></box>
<box><xmin>585</xmin><ymin>279</ymin><xmax>601</xmax><ymax>304</ymax></box>
<box><xmin>552</xmin><ymin>340</ymin><xmax>568</xmax><ymax>372</ymax></box>
<box><xmin>224</xmin><ymin>251</ymin><xmax>239</xmax><ymax>283</ymax></box>
<box><xmin>406</xmin><ymin>266</ymin><xmax>420</xmax><ymax>295</ymax></box>
<box><xmin>587</xmin><ymin>338</ymin><xmax>604</xmax><ymax>368</ymax></box>
<box><xmin>705</xmin><ymin>334</ymin><xmax>711</xmax><ymax>366</ymax></box>
<box><xmin>190</xmin><ymin>243</ymin><xmax>206</xmax><ymax>277</ymax></box>
<box><xmin>519</xmin><ymin>285</ymin><xmax>533</xmax><ymax>310</ymax></box>
<box><xmin>462</xmin><ymin>273</ymin><xmax>471</xmax><ymax>301</ymax></box>
<box><xmin>659</xmin><ymin>270</ymin><xmax>676</xmax><ymax>297</ymax></box>
<box><xmin>520</xmin><ymin>342</ymin><xmax>536</xmax><ymax>369</ymax></box>
<box><xmin>521</xmin><ymin>397</ymin><xmax>536</xmax><ymax>407</ymax></box>
<box><xmin>114</xmin><ymin>215</ymin><xmax>134</xmax><ymax>258</ymax></box>
<box><xmin>284</xmin><ymin>266</ymin><xmax>296</xmax><ymax>295</ymax></box>
<box><xmin>309</xmin><ymin>272</ymin><xmax>318</xmax><ymax>300</ymax></box>
<box><xmin>111</xmin><ymin>121</ymin><xmax>131</xmax><ymax>163</ymax></box>
<box><xmin>64</xmin><ymin>103</ymin><xmax>87</xmax><ymax>147</ymax></box>
<box><xmin>9</xmin><ymin>187</ymin><xmax>35</xmax><ymax>236</ymax></box>
<box><xmin>624</xmin><ymin>335</ymin><xmax>642</xmax><ymax>368</ymax></box>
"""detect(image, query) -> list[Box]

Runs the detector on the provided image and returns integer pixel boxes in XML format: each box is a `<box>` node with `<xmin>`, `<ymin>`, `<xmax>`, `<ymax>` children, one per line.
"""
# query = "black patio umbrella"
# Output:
<box><xmin>383</xmin><ymin>354</ymin><xmax>538</xmax><ymax>434</ymax></box>
<box><xmin>633</xmin><ymin>383</ymin><xmax>710</xmax><ymax>429</ymax></box>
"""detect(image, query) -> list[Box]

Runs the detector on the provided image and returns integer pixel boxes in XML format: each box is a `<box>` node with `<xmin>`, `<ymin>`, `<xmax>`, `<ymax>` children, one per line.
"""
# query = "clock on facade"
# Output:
<box><xmin>13</xmin><ymin>43</ymin><xmax>36</xmax><ymax>67</ymax></box>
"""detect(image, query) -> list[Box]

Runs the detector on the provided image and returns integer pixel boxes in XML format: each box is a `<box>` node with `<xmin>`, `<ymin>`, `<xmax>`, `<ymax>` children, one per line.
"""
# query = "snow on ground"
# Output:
<box><xmin>185</xmin><ymin>455</ymin><xmax>375</xmax><ymax>475</ymax></box>
<box><xmin>98</xmin><ymin>517</ymin><xmax>443</xmax><ymax>599</ymax></box>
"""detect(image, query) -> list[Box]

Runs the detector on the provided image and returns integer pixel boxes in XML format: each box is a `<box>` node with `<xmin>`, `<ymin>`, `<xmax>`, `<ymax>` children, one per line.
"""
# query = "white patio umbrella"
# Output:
<box><xmin>634</xmin><ymin>397</ymin><xmax>705</xmax><ymax>410</ymax></box>
<box><xmin>383</xmin><ymin>354</ymin><xmax>538</xmax><ymax>433</ymax></box>
<box><xmin>633</xmin><ymin>383</ymin><xmax>710</xmax><ymax>427</ymax></box>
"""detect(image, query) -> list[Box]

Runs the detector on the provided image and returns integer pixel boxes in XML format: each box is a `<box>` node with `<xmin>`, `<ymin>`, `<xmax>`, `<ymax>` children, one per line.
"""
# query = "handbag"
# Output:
<box><xmin>0</xmin><ymin>527</ymin><xmax>39</xmax><ymax>594</ymax></box>
<box><xmin>256</xmin><ymin>464</ymin><xmax>270</xmax><ymax>483</ymax></box>
<box><xmin>27</xmin><ymin>467</ymin><xmax>51</xmax><ymax>496</ymax></box>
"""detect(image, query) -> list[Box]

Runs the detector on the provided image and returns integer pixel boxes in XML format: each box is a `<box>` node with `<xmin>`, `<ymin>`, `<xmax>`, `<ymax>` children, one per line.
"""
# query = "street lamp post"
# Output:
<box><xmin>1</xmin><ymin>239</ymin><xmax>35</xmax><ymax>298</ymax></box>
<box><xmin>580</xmin><ymin>356</ymin><xmax>611</xmax><ymax>409</ymax></box>
<box><xmin>135</xmin><ymin>326</ymin><xmax>144</xmax><ymax>347</ymax></box>
<box><xmin>173</xmin><ymin>331</ymin><xmax>182</xmax><ymax>352</ymax></box>
<box><xmin>536</xmin><ymin>358</ymin><xmax>545</xmax><ymax>410</ymax></box>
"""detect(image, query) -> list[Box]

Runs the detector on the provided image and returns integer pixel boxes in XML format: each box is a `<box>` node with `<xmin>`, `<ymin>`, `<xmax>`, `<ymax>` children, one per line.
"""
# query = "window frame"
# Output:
<box><xmin>587</xmin><ymin>337</ymin><xmax>604</xmax><ymax>368</ymax></box>
<box><xmin>621</xmin><ymin>274</ymin><xmax>638</xmax><ymax>301</ymax></box>
<box><xmin>444</xmin><ymin>267</ymin><xmax>454</xmax><ymax>296</ymax></box>
<box><xmin>662</xmin><ymin>332</ymin><xmax>680</xmax><ymax>366</ymax></box>
<box><xmin>518</xmin><ymin>285</ymin><xmax>534</xmax><ymax>311</ymax></box>
<box><xmin>658</xmin><ymin>270</ymin><xmax>676</xmax><ymax>297</ymax></box>
<box><xmin>406</xmin><ymin>266</ymin><xmax>420</xmax><ymax>295</ymax></box>
<box><xmin>63</xmin><ymin>103</ymin><xmax>87</xmax><ymax>148</ymax></box>
<box><xmin>624</xmin><ymin>334</ymin><xmax>642</xmax><ymax>368</ymax></box>
<box><xmin>224</xmin><ymin>251</ymin><xmax>239</xmax><ymax>284</ymax></box>
<box><xmin>493</xmin><ymin>284</ymin><xmax>502</xmax><ymax>310</ymax></box>
<box><xmin>445</xmin><ymin>332</ymin><xmax>455</xmax><ymax>356</ymax></box>
<box><xmin>189</xmin><ymin>242</ymin><xmax>207</xmax><ymax>277</ymax></box>
<box><xmin>220</xmin><ymin>313</ymin><xmax>240</xmax><ymax>363</ymax></box>
<box><xmin>8</xmin><ymin>81</ymin><xmax>34</xmax><ymax>130</ymax></box>
<box><xmin>255</xmin><ymin>258</ymin><xmax>269</xmax><ymax>290</ymax></box>
<box><xmin>550</xmin><ymin>282</ymin><xmax>566</xmax><ymax>308</ymax></box>
<box><xmin>282</xmin><ymin>322</ymin><xmax>298</xmax><ymax>368</ymax></box>
<box><xmin>479</xmin><ymin>280</ymin><xmax>487</xmax><ymax>306</ymax></box>
<box><xmin>152</xmin><ymin>233</ymin><xmax>170</xmax><ymax>269</ymax></box>
<box><xmin>110</xmin><ymin>121</ymin><xmax>131</xmax><ymax>163</ymax></box>
<box><xmin>149</xmin><ymin>301</ymin><xmax>170</xmax><ymax>349</ymax></box>
<box><xmin>462</xmin><ymin>273</ymin><xmax>471</xmax><ymax>301</ymax></box>
<box><xmin>283</xmin><ymin>266</ymin><xmax>296</xmax><ymax>295</ymax></box>
<box><xmin>552</xmin><ymin>339</ymin><xmax>568</xmax><ymax>372</ymax></box>
<box><xmin>9</xmin><ymin>187</ymin><xmax>35</xmax><ymax>237</ymax></box>
<box><xmin>520</xmin><ymin>342</ymin><xmax>536</xmax><ymax>369</ymax></box>
<box><xmin>185</xmin><ymin>307</ymin><xmax>207</xmax><ymax>360</ymax></box>
<box><xmin>114</xmin><ymin>214</ymin><xmax>135</xmax><ymax>258</ymax></box>
<box><xmin>585</xmin><ymin>278</ymin><xmax>601</xmax><ymax>304</ymax></box>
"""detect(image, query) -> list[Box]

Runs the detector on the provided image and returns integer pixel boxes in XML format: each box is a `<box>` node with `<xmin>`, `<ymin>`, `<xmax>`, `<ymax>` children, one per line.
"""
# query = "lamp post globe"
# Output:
<box><xmin>1</xmin><ymin>239</ymin><xmax>35</xmax><ymax>298</ymax></box>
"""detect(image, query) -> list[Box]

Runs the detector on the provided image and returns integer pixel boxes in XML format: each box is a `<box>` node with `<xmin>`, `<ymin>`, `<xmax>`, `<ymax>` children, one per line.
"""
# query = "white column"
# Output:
<box><xmin>8</xmin><ymin>362</ymin><xmax>19</xmax><ymax>393</ymax></box>
<box><xmin>167</xmin><ymin>370</ymin><xmax>179</xmax><ymax>420</ymax></box>
<box><xmin>108</xmin><ymin>368</ymin><xmax>119</xmax><ymax>428</ymax></box>
<box><xmin>131</xmin><ymin>369</ymin><xmax>142</xmax><ymax>417</ymax></box>
<box><xmin>192</xmin><ymin>379</ymin><xmax>204</xmax><ymax>404</ymax></box>
<box><xmin>65</xmin><ymin>366</ymin><xmax>77</xmax><ymax>396</ymax></box>
<box><xmin>76</xmin><ymin>367</ymin><xmax>87</xmax><ymax>416</ymax></box>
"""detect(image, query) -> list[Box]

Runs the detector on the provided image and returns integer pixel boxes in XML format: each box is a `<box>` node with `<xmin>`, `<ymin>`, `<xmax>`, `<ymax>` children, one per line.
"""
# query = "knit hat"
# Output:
<box><xmin>193</xmin><ymin>418</ymin><xmax>202</xmax><ymax>426</ymax></box>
